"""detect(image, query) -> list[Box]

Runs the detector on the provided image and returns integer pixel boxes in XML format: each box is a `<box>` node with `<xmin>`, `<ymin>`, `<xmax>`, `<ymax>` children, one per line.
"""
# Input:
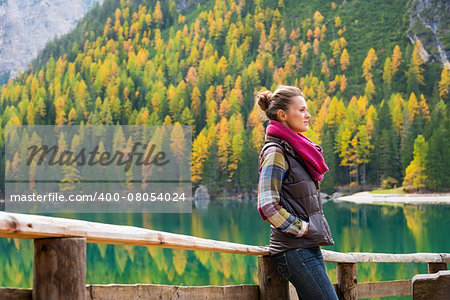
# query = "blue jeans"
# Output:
<box><xmin>270</xmin><ymin>246</ymin><xmax>339</xmax><ymax>300</ymax></box>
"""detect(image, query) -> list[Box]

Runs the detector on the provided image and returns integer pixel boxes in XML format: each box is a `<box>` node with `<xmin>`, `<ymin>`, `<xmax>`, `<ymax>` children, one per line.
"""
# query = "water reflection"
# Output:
<box><xmin>1</xmin><ymin>201</ymin><xmax>449</xmax><ymax>295</ymax></box>
<box><xmin>194</xmin><ymin>199</ymin><xmax>210</xmax><ymax>210</ymax></box>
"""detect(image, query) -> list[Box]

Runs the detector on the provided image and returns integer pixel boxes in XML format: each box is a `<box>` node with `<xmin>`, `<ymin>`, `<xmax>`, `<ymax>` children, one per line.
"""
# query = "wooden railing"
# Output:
<box><xmin>0</xmin><ymin>211</ymin><xmax>448</xmax><ymax>299</ymax></box>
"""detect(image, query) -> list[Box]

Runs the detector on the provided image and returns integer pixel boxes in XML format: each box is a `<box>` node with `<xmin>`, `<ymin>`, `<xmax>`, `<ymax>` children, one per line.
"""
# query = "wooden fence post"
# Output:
<box><xmin>257</xmin><ymin>255</ymin><xmax>289</xmax><ymax>300</ymax></box>
<box><xmin>336</xmin><ymin>262</ymin><xmax>357</xmax><ymax>300</ymax></box>
<box><xmin>412</xmin><ymin>270</ymin><xmax>450</xmax><ymax>300</ymax></box>
<box><xmin>33</xmin><ymin>237</ymin><xmax>86</xmax><ymax>300</ymax></box>
<box><xmin>428</xmin><ymin>262</ymin><xmax>448</xmax><ymax>274</ymax></box>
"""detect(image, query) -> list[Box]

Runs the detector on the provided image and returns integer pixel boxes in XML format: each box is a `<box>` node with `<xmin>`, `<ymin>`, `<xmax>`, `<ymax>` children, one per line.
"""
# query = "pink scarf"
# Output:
<box><xmin>266</xmin><ymin>119</ymin><xmax>329</xmax><ymax>181</ymax></box>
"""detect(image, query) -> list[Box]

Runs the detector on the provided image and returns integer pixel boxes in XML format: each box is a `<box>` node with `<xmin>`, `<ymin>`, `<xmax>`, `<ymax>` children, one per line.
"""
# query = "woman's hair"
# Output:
<box><xmin>254</xmin><ymin>85</ymin><xmax>305</xmax><ymax>121</ymax></box>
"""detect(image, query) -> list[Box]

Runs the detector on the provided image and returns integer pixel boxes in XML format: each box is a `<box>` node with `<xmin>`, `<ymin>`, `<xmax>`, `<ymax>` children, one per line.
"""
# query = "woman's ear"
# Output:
<box><xmin>276</xmin><ymin>109</ymin><xmax>287</xmax><ymax>121</ymax></box>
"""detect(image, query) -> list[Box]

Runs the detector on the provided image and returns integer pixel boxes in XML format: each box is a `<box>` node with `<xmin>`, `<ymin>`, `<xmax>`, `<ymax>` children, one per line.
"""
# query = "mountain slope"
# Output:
<box><xmin>0</xmin><ymin>0</ymin><xmax>102</xmax><ymax>84</ymax></box>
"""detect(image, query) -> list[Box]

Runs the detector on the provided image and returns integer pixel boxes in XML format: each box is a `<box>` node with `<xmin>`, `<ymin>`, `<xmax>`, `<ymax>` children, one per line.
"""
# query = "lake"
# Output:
<box><xmin>1</xmin><ymin>200</ymin><xmax>449</xmax><ymax>300</ymax></box>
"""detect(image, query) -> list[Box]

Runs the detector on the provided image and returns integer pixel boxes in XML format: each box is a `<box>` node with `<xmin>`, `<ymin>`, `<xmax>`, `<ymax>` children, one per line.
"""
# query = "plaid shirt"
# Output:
<box><xmin>257</xmin><ymin>145</ymin><xmax>309</xmax><ymax>237</ymax></box>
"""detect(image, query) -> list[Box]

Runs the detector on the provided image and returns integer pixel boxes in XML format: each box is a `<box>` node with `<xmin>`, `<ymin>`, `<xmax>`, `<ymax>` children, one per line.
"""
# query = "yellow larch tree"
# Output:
<box><xmin>391</xmin><ymin>45</ymin><xmax>402</xmax><ymax>76</ymax></box>
<box><xmin>383</xmin><ymin>57</ymin><xmax>393</xmax><ymax>85</ymax></box>
<box><xmin>335</xmin><ymin>16</ymin><xmax>342</xmax><ymax>28</ymax></box>
<box><xmin>403</xmin><ymin>134</ymin><xmax>428</xmax><ymax>190</ymax></box>
<box><xmin>389</xmin><ymin>93</ymin><xmax>406</xmax><ymax>136</ymax></box>
<box><xmin>407</xmin><ymin>92</ymin><xmax>419</xmax><ymax>122</ymax></box>
<box><xmin>362</xmin><ymin>48</ymin><xmax>377</xmax><ymax>81</ymax></box>
<box><xmin>364</xmin><ymin>79</ymin><xmax>375</xmax><ymax>101</ymax></box>
<box><xmin>418</xmin><ymin>94</ymin><xmax>430</xmax><ymax>121</ymax></box>
<box><xmin>321</xmin><ymin>59</ymin><xmax>330</xmax><ymax>78</ymax></box>
<box><xmin>313</xmin><ymin>11</ymin><xmax>324</xmax><ymax>27</ymax></box>
<box><xmin>228</xmin><ymin>114</ymin><xmax>244</xmax><ymax>179</ymax></box>
<box><xmin>340</xmin><ymin>48</ymin><xmax>350</xmax><ymax>71</ymax></box>
<box><xmin>410</xmin><ymin>39</ymin><xmax>425</xmax><ymax>85</ymax></box>
<box><xmin>192</xmin><ymin>129</ymin><xmax>210</xmax><ymax>183</ymax></box>
<box><xmin>340</xmin><ymin>74</ymin><xmax>348</xmax><ymax>93</ymax></box>
<box><xmin>153</xmin><ymin>1</ymin><xmax>163</xmax><ymax>27</ymax></box>
<box><xmin>438</xmin><ymin>62</ymin><xmax>450</xmax><ymax>99</ymax></box>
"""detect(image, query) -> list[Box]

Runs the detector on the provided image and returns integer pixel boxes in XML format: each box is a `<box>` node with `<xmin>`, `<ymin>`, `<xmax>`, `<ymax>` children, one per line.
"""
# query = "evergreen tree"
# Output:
<box><xmin>202</xmin><ymin>136</ymin><xmax>220</xmax><ymax>197</ymax></box>
<box><xmin>426</xmin><ymin>118</ymin><xmax>450</xmax><ymax>191</ymax></box>
<box><xmin>321</xmin><ymin>123</ymin><xmax>338</xmax><ymax>193</ymax></box>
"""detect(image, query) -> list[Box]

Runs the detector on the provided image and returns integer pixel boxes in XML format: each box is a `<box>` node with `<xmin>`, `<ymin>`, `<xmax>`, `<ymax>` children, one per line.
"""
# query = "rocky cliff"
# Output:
<box><xmin>0</xmin><ymin>0</ymin><xmax>102</xmax><ymax>84</ymax></box>
<box><xmin>407</xmin><ymin>0</ymin><xmax>449</xmax><ymax>64</ymax></box>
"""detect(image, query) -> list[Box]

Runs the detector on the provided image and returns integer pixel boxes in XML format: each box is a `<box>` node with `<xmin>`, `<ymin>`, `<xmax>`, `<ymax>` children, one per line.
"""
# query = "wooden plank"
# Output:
<box><xmin>321</xmin><ymin>250</ymin><xmax>450</xmax><ymax>263</ymax></box>
<box><xmin>337</xmin><ymin>263</ymin><xmax>357</xmax><ymax>300</ymax></box>
<box><xmin>0</xmin><ymin>288</ymin><xmax>32</xmax><ymax>300</ymax></box>
<box><xmin>0</xmin><ymin>285</ymin><xmax>259</xmax><ymax>300</ymax></box>
<box><xmin>33</xmin><ymin>238</ymin><xmax>86</xmax><ymax>300</ymax></box>
<box><xmin>87</xmin><ymin>284</ymin><xmax>259</xmax><ymax>300</ymax></box>
<box><xmin>357</xmin><ymin>280</ymin><xmax>411</xmax><ymax>298</ymax></box>
<box><xmin>0</xmin><ymin>212</ymin><xmax>449</xmax><ymax>262</ymax></box>
<box><xmin>412</xmin><ymin>270</ymin><xmax>450</xmax><ymax>300</ymax></box>
<box><xmin>257</xmin><ymin>255</ymin><xmax>289</xmax><ymax>300</ymax></box>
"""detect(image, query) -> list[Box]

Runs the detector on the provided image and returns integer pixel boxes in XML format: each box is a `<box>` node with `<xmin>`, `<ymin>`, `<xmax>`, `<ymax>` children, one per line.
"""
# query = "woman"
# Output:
<box><xmin>255</xmin><ymin>85</ymin><xmax>338</xmax><ymax>300</ymax></box>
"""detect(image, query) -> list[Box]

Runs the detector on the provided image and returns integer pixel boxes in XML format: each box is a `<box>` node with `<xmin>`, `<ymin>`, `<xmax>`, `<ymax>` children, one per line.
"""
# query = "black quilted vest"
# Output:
<box><xmin>259</xmin><ymin>134</ymin><xmax>335</xmax><ymax>255</ymax></box>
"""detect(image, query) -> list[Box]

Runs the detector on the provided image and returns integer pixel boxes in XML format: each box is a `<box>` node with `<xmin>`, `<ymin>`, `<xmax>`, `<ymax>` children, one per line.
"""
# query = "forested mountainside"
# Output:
<box><xmin>1</xmin><ymin>0</ymin><xmax>449</xmax><ymax>197</ymax></box>
<box><xmin>0</xmin><ymin>0</ymin><xmax>103</xmax><ymax>85</ymax></box>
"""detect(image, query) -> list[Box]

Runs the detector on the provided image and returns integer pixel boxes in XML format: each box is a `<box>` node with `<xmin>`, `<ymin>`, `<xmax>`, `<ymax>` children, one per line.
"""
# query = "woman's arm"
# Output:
<box><xmin>257</xmin><ymin>145</ymin><xmax>309</xmax><ymax>237</ymax></box>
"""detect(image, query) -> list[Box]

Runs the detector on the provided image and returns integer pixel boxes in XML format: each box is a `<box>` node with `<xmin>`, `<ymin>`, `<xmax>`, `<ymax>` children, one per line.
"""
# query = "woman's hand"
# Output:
<box><xmin>295</xmin><ymin>220</ymin><xmax>309</xmax><ymax>237</ymax></box>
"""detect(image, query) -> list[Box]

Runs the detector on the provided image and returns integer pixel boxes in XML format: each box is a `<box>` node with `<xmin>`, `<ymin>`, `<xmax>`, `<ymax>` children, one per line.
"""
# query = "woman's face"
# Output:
<box><xmin>278</xmin><ymin>95</ymin><xmax>311</xmax><ymax>133</ymax></box>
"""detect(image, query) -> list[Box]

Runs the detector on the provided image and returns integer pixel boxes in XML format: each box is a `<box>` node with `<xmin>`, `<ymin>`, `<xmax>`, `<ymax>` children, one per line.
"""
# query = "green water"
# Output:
<box><xmin>1</xmin><ymin>200</ymin><xmax>449</xmax><ymax>299</ymax></box>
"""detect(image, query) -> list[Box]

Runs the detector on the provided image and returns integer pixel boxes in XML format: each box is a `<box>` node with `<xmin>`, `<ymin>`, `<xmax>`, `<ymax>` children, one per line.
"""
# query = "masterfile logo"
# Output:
<box><xmin>26</xmin><ymin>142</ymin><xmax>170</xmax><ymax>172</ymax></box>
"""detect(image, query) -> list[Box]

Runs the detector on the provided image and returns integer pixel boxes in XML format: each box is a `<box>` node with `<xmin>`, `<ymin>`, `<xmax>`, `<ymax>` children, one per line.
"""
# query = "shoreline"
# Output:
<box><xmin>333</xmin><ymin>191</ymin><xmax>450</xmax><ymax>205</ymax></box>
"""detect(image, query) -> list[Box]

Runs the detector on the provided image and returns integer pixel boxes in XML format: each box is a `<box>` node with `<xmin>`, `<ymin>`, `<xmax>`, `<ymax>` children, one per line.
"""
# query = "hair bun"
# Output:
<box><xmin>255</xmin><ymin>90</ymin><xmax>273</xmax><ymax>112</ymax></box>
